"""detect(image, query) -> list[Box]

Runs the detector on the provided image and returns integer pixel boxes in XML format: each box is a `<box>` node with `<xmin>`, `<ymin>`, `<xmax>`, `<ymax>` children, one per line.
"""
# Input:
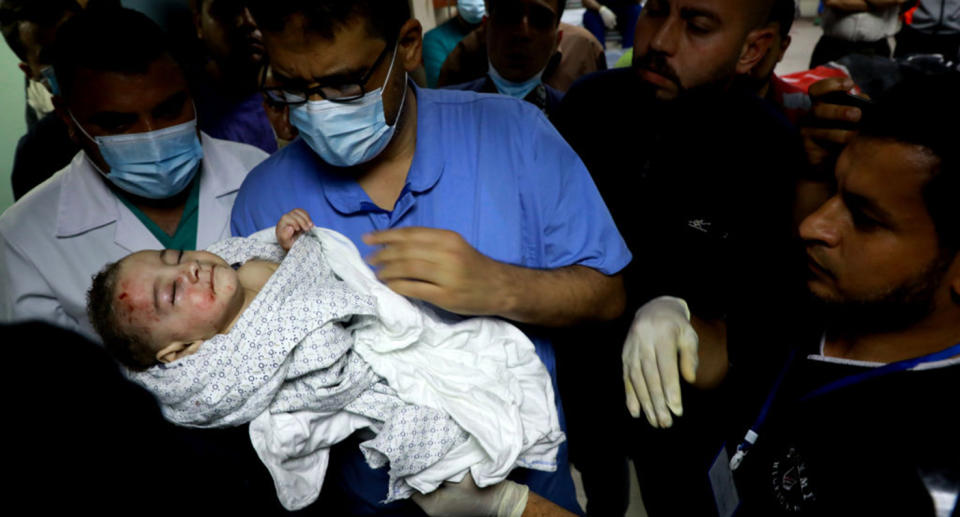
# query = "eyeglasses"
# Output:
<box><xmin>488</xmin><ymin>1</ymin><xmax>558</xmax><ymax>31</ymax></box>
<box><xmin>260</xmin><ymin>44</ymin><xmax>393</xmax><ymax>106</ymax></box>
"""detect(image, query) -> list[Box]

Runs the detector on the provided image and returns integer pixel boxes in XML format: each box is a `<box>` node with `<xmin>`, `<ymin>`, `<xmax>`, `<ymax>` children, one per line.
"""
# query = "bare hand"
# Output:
<box><xmin>364</xmin><ymin>227</ymin><xmax>509</xmax><ymax>316</ymax></box>
<box><xmin>275</xmin><ymin>209</ymin><xmax>313</xmax><ymax>251</ymax></box>
<box><xmin>801</xmin><ymin>77</ymin><xmax>864</xmax><ymax>168</ymax></box>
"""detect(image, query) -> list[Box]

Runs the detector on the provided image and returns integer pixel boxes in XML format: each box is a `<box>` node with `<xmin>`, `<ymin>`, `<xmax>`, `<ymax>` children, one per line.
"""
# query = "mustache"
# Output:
<box><xmin>633</xmin><ymin>51</ymin><xmax>681</xmax><ymax>85</ymax></box>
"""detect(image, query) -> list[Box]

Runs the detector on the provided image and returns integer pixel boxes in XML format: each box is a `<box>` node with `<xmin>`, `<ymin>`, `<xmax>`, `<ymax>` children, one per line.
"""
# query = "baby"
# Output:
<box><xmin>87</xmin><ymin>209</ymin><xmax>315</xmax><ymax>371</ymax></box>
<box><xmin>85</xmin><ymin>211</ymin><xmax>564</xmax><ymax>509</ymax></box>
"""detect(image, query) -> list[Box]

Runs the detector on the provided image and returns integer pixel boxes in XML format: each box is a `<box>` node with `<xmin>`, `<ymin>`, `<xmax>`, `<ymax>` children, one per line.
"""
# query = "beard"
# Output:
<box><xmin>815</xmin><ymin>255</ymin><xmax>952</xmax><ymax>337</ymax></box>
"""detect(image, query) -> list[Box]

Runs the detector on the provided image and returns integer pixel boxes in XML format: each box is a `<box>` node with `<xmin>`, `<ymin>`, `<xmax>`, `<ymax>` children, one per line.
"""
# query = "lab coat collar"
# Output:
<box><xmin>55</xmin><ymin>133</ymin><xmax>243</xmax><ymax>252</ymax></box>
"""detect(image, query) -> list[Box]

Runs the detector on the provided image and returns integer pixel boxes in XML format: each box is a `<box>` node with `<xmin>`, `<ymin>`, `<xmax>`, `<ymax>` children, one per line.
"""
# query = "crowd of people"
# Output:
<box><xmin>0</xmin><ymin>0</ymin><xmax>957</xmax><ymax>516</ymax></box>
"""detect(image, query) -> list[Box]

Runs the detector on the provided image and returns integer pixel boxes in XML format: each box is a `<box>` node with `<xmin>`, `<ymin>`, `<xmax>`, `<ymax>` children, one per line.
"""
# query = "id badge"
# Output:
<box><xmin>709</xmin><ymin>444</ymin><xmax>740</xmax><ymax>517</ymax></box>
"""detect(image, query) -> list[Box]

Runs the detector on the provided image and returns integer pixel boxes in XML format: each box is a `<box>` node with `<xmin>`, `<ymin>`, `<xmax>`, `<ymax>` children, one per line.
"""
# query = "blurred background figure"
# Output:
<box><xmin>438</xmin><ymin>1</ymin><xmax>606</xmax><ymax>92</ymax></box>
<box><xmin>581</xmin><ymin>0</ymin><xmax>642</xmax><ymax>49</ymax></box>
<box><xmin>446</xmin><ymin>0</ymin><xmax>566</xmax><ymax>118</ymax></box>
<box><xmin>188</xmin><ymin>0</ymin><xmax>277</xmax><ymax>153</ymax></box>
<box><xmin>423</xmin><ymin>0</ymin><xmax>486</xmax><ymax>87</ymax></box>
<box><xmin>808</xmin><ymin>0</ymin><xmax>908</xmax><ymax>68</ymax></box>
<box><xmin>0</xmin><ymin>0</ymin><xmax>81</xmax><ymax>200</ymax></box>
<box><xmin>896</xmin><ymin>0</ymin><xmax>960</xmax><ymax>61</ymax></box>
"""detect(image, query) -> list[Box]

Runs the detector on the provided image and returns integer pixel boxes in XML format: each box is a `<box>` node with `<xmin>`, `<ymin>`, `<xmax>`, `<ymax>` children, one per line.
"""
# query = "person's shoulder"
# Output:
<box><xmin>236</xmin><ymin>139</ymin><xmax>314</xmax><ymax>194</ymax></box>
<box><xmin>567</xmin><ymin>68</ymin><xmax>637</xmax><ymax>97</ymax></box>
<box><xmin>421</xmin><ymin>86</ymin><xmax>546</xmax><ymax>123</ymax></box>
<box><xmin>440</xmin><ymin>77</ymin><xmax>488</xmax><ymax>93</ymax></box>
<box><xmin>201</xmin><ymin>132</ymin><xmax>270</xmax><ymax>168</ymax></box>
<box><xmin>0</xmin><ymin>163</ymin><xmax>71</xmax><ymax>237</ymax></box>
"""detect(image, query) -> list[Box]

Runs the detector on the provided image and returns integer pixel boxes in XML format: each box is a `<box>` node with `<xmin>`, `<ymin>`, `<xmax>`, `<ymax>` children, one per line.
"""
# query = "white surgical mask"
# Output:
<box><xmin>458</xmin><ymin>0</ymin><xmax>486</xmax><ymax>25</ymax></box>
<box><xmin>71</xmin><ymin>112</ymin><xmax>204</xmax><ymax>199</ymax></box>
<box><xmin>289</xmin><ymin>45</ymin><xmax>408</xmax><ymax>168</ymax></box>
<box><xmin>488</xmin><ymin>61</ymin><xmax>545</xmax><ymax>100</ymax></box>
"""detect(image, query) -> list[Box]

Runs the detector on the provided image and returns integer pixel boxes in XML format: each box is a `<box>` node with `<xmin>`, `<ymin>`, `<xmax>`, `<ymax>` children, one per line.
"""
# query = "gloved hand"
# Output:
<box><xmin>599</xmin><ymin>5</ymin><xmax>618</xmax><ymax>29</ymax></box>
<box><xmin>411</xmin><ymin>473</ymin><xmax>529</xmax><ymax>517</ymax></box>
<box><xmin>622</xmin><ymin>296</ymin><xmax>699</xmax><ymax>428</ymax></box>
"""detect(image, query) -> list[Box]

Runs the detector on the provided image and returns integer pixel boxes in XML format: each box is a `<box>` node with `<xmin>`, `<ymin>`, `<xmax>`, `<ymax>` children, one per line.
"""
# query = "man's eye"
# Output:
<box><xmin>851</xmin><ymin>211</ymin><xmax>880</xmax><ymax>230</ymax></box>
<box><xmin>688</xmin><ymin>23</ymin><xmax>711</xmax><ymax>34</ymax></box>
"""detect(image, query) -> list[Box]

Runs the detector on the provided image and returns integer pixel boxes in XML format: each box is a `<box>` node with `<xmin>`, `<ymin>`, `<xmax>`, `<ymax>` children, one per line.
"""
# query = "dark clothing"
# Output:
<box><xmin>554</xmin><ymin>68</ymin><xmax>808</xmax><ymax>516</ymax></box>
<box><xmin>731</xmin><ymin>345</ymin><xmax>959</xmax><ymax>516</ymax></box>
<box><xmin>809</xmin><ymin>35</ymin><xmax>892</xmax><ymax>69</ymax></box>
<box><xmin>895</xmin><ymin>24</ymin><xmax>960</xmax><ymax>60</ymax></box>
<box><xmin>444</xmin><ymin>76</ymin><xmax>564</xmax><ymax>119</ymax></box>
<box><xmin>193</xmin><ymin>78</ymin><xmax>278</xmax><ymax>155</ymax></box>
<box><xmin>11</xmin><ymin>113</ymin><xmax>80</xmax><ymax>201</ymax></box>
<box><xmin>2</xmin><ymin>322</ymin><xmax>293</xmax><ymax>514</ymax></box>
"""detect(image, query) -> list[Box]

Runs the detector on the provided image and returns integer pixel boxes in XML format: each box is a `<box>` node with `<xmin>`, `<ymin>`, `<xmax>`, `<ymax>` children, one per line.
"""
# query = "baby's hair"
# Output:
<box><xmin>87</xmin><ymin>260</ymin><xmax>157</xmax><ymax>371</ymax></box>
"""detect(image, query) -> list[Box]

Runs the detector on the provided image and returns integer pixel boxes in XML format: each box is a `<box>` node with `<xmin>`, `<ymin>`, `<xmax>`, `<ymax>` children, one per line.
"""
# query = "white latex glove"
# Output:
<box><xmin>599</xmin><ymin>5</ymin><xmax>618</xmax><ymax>29</ymax></box>
<box><xmin>412</xmin><ymin>473</ymin><xmax>529</xmax><ymax>517</ymax></box>
<box><xmin>622</xmin><ymin>296</ymin><xmax>699</xmax><ymax>428</ymax></box>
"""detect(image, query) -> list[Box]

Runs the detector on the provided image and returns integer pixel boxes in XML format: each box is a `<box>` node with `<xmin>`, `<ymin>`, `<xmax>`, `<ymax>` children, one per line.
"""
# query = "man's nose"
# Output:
<box><xmin>649</xmin><ymin>18</ymin><xmax>680</xmax><ymax>55</ymax></box>
<box><xmin>799</xmin><ymin>196</ymin><xmax>842</xmax><ymax>248</ymax></box>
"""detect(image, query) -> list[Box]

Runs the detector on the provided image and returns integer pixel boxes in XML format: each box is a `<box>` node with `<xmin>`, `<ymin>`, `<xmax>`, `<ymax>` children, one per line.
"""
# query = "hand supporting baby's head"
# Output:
<box><xmin>87</xmin><ymin>249</ymin><xmax>247</xmax><ymax>371</ymax></box>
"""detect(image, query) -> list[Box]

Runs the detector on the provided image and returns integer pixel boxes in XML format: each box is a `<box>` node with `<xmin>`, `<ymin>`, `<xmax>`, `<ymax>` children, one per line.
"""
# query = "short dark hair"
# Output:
<box><xmin>52</xmin><ymin>7</ymin><xmax>172</xmax><ymax>100</ymax></box>
<box><xmin>768</xmin><ymin>0</ymin><xmax>795</xmax><ymax>39</ymax></box>
<box><xmin>87</xmin><ymin>260</ymin><xmax>157</xmax><ymax>371</ymax></box>
<box><xmin>247</xmin><ymin>0</ymin><xmax>410</xmax><ymax>43</ymax></box>
<box><xmin>0</xmin><ymin>0</ymin><xmax>80</xmax><ymax>61</ymax></box>
<box><xmin>858</xmin><ymin>72</ymin><xmax>960</xmax><ymax>252</ymax></box>
<box><xmin>487</xmin><ymin>0</ymin><xmax>567</xmax><ymax>23</ymax></box>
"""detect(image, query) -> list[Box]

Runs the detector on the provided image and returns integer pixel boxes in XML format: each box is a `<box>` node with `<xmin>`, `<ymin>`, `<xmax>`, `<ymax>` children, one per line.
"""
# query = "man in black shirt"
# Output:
<box><xmin>553</xmin><ymin>0</ymin><xmax>808</xmax><ymax>514</ymax></box>
<box><xmin>727</xmin><ymin>72</ymin><xmax>960</xmax><ymax>517</ymax></box>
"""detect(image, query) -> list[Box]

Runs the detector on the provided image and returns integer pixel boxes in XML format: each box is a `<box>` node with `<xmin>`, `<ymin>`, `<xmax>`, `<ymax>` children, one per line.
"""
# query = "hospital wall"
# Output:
<box><xmin>0</xmin><ymin>44</ymin><xmax>25</xmax><ymax>213</ymax></box>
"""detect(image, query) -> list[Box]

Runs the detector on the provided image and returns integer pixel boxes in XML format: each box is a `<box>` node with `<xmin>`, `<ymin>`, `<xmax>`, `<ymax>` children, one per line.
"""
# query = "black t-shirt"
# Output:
<box><xmin>731</xmin><ymin>349</ymin><xmax>960</xmax><ymax>517</ymax></box>
<box><xmin>12</xmin><ymin>112</ymin><xmax>80</xmax><ymax>201</ymax></box>
<box><xmin>554</xmin><ymin>68</ymin><xmax>809</xmax><ymax>374</ymax></box>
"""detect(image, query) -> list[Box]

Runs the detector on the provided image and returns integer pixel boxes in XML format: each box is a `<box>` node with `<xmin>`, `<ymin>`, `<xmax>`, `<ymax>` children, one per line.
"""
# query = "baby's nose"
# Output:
<box><xmin>182</xmin><ymin>261</ymin><xmax>200</xmax><ymax>282</ymax></box>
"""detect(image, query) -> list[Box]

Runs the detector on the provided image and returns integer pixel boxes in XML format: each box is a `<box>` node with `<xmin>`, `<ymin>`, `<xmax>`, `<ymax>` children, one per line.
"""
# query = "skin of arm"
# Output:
<box><xmin>364</xmin><ymin>227</ymin><xmax>626</xmax><ymax>327</ymax></box>
<box><xmin>522</xmin><ymin>491</ymin><xmax>578</xmax><ymax>517</ymax></box>
<box><xmin>689</xmin><ymin>315</ymin><xmax>729</xmax><ymax>390</ymax></box>
<box><xmin>582</xmin><ymin>0</ymin><xmax>603</xmax><ymax>10</ymax></box>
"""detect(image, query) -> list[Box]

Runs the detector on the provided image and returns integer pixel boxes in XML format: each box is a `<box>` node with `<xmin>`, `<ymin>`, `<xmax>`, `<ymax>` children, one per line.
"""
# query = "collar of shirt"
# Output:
<box><xmin>317</xmin><ymin>83</ymin><xmax>446</xmax><ymax>216</ymax></box>
<box><xmin>56</xmin><ymin>132</ymin><xmax>239</xmax><ymax>237</ymax></box>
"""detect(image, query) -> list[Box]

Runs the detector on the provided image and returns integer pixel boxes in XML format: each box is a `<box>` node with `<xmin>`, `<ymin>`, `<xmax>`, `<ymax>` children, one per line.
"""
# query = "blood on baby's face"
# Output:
<box><xmin>114</xmin><ymin>249</ymin><xmax>245</xmax><ymax>351</ymax></box>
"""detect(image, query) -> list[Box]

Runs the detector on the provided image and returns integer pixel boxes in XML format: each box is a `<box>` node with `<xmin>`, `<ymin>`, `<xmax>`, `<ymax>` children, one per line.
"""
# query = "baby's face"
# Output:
<box><xmin>113</xmin><ymin>249</ymin><xmax>245</xmax><ymax>353</ymax></box>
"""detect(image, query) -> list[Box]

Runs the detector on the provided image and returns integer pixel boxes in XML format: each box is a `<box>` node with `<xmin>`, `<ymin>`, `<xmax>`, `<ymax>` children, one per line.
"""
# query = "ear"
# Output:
<box><xmin>53</xmin><ymin>96</ymin><xmax>80</xmax><ymax>143</ymax></box>
<box><xmin>156</xmin><ymin>340</ymin><xmax>204</xmax><ymax>364</ymax></box>
<box><xmin>194</xmin><ymin>11</ymin><xmax>204</xmax><ymax>41</ymax></box>
<box><xmin>736</xmin><ymin>26</ymin><xmax>777</xmax><ymax>75</ymax></box>
<box><xmin>949</xmin><ymin>254</ymin><xmax>960</xmax><ymax>302</ymax></box>
<box><xmin>18</xmin><ymin>62</ymin><xmax>32</xmax><ymax>80</ymax></box>
<box><xmin>398</xmin><ymin>18</ymin><xmax>424</xmax><ymax>72</ymax></box>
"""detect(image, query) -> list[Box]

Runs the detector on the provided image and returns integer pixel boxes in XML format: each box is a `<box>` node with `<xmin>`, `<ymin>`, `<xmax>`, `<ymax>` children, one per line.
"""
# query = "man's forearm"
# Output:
<box><xmin>582</xmin><ymin>0</ymin><xmax>603</xmax><ymax>10</ymax></box>
<box><xmin>690</xmin><ymin>315</ymin><xmax>729</xmax><ymax>389</ymax></box>
<box><xmin>496</xmin><ymin>264</ymin><xmax>625</xmax><ymax>327</ymax></box>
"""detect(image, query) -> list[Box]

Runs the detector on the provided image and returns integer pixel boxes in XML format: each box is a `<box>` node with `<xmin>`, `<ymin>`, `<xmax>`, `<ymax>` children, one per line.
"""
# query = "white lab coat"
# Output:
<box><xmin>0</xmin><ymin>133</ymin><xmax>268</xmax><ymax>342</ymax></box>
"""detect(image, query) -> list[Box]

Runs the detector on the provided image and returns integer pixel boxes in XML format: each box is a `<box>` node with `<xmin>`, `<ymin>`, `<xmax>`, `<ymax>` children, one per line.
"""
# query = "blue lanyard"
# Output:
<box><xmin>729</xmin><ymin>341</ymin><xmax>960</xmax><ymax>471</ymax></box>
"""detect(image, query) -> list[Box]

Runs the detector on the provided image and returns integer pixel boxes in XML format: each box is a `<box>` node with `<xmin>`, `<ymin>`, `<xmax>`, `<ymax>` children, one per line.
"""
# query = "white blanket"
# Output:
<box><xmin>129</xmin><ymin>228</ymin><xmax>564</xmax><ymax>510</ymax></box>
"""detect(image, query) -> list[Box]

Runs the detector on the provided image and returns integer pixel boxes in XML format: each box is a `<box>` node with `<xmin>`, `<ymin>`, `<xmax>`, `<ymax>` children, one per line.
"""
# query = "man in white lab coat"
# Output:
<box><xmin>0</xmin><ymin>7</ymin><xmax>268</xmax><ymax>342</ymax></box>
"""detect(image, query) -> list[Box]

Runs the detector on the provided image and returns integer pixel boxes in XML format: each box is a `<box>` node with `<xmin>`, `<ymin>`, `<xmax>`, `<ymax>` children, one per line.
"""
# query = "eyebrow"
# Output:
<box><xmin>679</xmin><ymin>7</ymin><xmax>721</xmax><ymax>23</ymax></box>
<box><xmin>271</xmin><ymin>66</ymin><xmax>368</xmax><ymax>87</ymax></box>
<box><xmin>842</xmin><ymin>191</ymin><xmax>894</xmax><ymax>223</ymax></box>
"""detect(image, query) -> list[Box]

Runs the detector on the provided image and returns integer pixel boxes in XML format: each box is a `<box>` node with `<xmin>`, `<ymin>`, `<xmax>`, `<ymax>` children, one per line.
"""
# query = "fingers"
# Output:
<box><xmin>801</xmin><ymin>126</ymin><xmax>856</xmax><ymax>147</ymax></box>
<box><xmin>810</xmin><ymin>102</ymin><xmax>861</xmax><ymax>125</ymax></box>
<box><xmin>657</xmin><ymin>339</ymin><xmax>683</xmax><ymax>419</ymax></box>
<box><xmin>808</xmin><ymin>76</ymin><xmax>853</xmax><ymax>98</ymax></box>
<box><xmin>639</xmin><ymin>345</ymin><xmax>673</xmax><ymax>428</ymax></box>
<box><xmin>678</xmin><ymin>323</ymin><xmax>699</xmax><ymax>384</ymax></box>
<box><xmin>626</xmin><ymin>362</ymin><xmax>659</xmax><ymax>427</ymax></box>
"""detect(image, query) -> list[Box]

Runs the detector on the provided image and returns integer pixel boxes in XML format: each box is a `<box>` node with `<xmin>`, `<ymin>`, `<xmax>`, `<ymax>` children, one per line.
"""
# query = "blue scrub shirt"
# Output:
<box><xmin>231</xmin><ymin>85</ymin><xmax>631</xmax><ymax>515</ymax></box>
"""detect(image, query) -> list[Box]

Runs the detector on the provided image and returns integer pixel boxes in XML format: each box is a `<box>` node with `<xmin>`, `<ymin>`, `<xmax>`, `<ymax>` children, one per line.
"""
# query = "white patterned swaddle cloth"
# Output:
<box><xmin>128</xmin><ymin>228</ymin><xmax>564</xmax><ymax>510</ymax></box>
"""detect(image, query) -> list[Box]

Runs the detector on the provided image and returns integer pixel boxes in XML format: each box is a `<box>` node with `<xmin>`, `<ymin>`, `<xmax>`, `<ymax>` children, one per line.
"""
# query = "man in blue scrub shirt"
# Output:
<box><xmin>236</xmin><ymin>1</ymin><xmax>631</xmax><ymax>514</ymax></box>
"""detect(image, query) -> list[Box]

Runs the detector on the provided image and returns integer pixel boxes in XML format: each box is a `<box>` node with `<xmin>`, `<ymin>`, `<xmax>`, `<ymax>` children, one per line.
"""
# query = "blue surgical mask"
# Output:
<box><xmin>488</xmin><ymin>61</ymin><xmax>544</xmax><ymax>100</ymax></box>
<box><xmin>290</xmin><ymin>45</ymin><xmax>407</xmax><ymax>168</ymax></box>
<box><xmin>71</xmin><ymin>113</ymin><xmax>204</xmax><ymax>199</ymax></box>
<box><xmin>40</xmin><ymin>66</ymin><xmax>59</xmax><ymax>96</ymax></box>
<box><xmin>458</xmin><ymin>0</ymin><xmax>486</xmax><ymax>24</ymax></box>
